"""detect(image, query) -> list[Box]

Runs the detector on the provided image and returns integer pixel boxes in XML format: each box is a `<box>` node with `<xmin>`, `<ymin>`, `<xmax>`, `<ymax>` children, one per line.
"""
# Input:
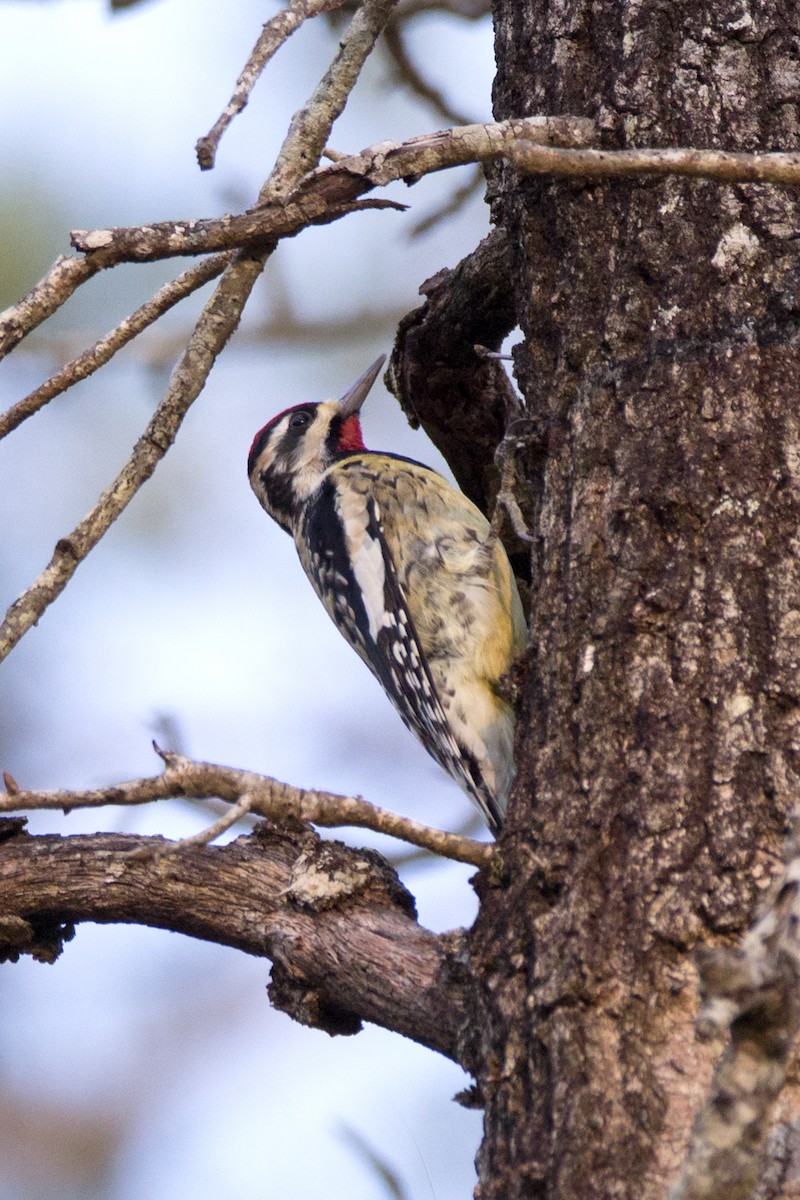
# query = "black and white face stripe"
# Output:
<box><xmin>247</xmin><ymin>405</ymin><xmax>319</xmax><ymax>478</ymax></box>
<box><xmin>248</xmin><ymin>400</ymin><xmax>346</xmax><ymax>533</ymax></box>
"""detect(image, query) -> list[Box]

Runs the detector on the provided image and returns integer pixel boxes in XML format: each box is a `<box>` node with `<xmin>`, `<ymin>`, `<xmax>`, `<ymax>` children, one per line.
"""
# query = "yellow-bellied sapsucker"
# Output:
<box><xmin>247</xmin><ymin>356</ymin><xmax>527</xmax><ymax>832</ymax></box>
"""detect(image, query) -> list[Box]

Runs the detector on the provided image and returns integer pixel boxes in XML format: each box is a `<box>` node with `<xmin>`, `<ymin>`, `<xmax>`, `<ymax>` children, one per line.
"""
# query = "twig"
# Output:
<box><xmin>0</xmin><ymin>750</ymin><xmax>497</xmax><ymax>869</ymax></box>
<box><xmin>0</xmin><ymin>0</ymin><xmax>400</xmax><ymax>667</ymax></box>
<box><xmin>126</xmin><ymin>790</ymin><xmax>259</xmax><ymax>860</ymax></box>
<box><xmin>505</xmin><ymin>140</ymin><xmax>800</xmax><ymax>186</ymax></box>
<box><xmin>0</xmin><ymin>255</ymin><xmax>229</xmax><ymax>441</ymax></box>
<box><xmin>0</xmin><ymin>254</ymin><xmax>103</xmax><ymax>360</ymax></box>
<box><xmin>70</xmin><ymin>117</ymin><xmax>594</xmax><ymax>262</ymax></box>
<box><xmin>261</xmin><ymin>0</ymin><xmax>401</xmax><ymax>202</ymax></box>
<box><xmin>196</xmin><ymin>0</ymin><xmax>347</xmax><ymax>170</ymax></box>
<box><xmin>670</xmin><ymin>812</ymin><xmax>800</xmax><ymax>1200</ymax></box>
<box><xmin>489</xmin><ymin>421</ymin><xmax>536</xmax><ymax>545</ymax></box>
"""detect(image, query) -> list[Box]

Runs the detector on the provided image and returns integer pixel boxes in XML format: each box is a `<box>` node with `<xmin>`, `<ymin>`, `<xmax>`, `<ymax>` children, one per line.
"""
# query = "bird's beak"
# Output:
<box><xmin>337</xmin><ymin>355</ymin><xmax>386</xmax><ymax>418</ymax></box>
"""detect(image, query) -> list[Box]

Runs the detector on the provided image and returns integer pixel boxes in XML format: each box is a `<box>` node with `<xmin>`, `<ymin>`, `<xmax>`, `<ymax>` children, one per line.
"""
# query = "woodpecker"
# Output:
<box><xmin>247</xmin><ymin>356</ymin><xmax>527</xmax><ymax>832</ymax></box>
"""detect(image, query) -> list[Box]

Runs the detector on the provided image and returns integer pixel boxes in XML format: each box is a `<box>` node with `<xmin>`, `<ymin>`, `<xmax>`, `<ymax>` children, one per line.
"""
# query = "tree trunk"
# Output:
<box><xmin>472</xmin><ymin>2</ymin><xmax>800</xmax><ymax>1196</ymax></box>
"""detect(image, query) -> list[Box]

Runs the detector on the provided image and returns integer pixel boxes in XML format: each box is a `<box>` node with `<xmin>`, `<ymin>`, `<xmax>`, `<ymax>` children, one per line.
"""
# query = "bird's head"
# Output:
<box><xmin>248</xmin><ymin>355</ymin><xmax>385</xmax><ymax>532</ymax></box>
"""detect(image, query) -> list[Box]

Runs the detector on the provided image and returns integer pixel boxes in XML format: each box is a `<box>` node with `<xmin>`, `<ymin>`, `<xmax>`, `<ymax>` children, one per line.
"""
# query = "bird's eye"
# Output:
<box><xmin>289</xmin><ymin>411</ymin><xmax>310</xmax><ymax>429</ymax></box>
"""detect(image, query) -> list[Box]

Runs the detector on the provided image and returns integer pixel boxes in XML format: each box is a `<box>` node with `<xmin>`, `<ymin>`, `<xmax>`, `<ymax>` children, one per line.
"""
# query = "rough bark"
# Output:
<box><xmin>468</xmin><ymin>3</ymin><xmax>800</xmax><ymax>1198</ymax></box>
<box><xmin>0</xmin><ymin>818</ymin><xmax>470</xmax><ymax>1060</ymax></box>
<box><xmin>389</xmin><ymin>228</ymin><xmax>520</xmax><ymax>516</ymax></box>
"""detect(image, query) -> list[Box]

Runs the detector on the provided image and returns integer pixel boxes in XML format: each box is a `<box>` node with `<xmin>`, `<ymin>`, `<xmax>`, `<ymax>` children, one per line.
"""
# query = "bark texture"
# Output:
<box><xmin>0</xmin><ymin>820</ymin><xmax>469</xmax><ymax>1060</ymax></box>
<box><xmin>389</xmin><ymin>229</ymin><xmax>520</xmax><ymax>514</ymax></box>
<box><xmin>471</xmin><ymin>3</ymin><xmax>800</xmax><ymax>1197</ymax></box>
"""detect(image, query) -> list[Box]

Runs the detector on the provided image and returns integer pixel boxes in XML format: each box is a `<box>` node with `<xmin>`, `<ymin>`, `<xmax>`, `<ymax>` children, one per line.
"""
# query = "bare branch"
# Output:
<box><xmin>0</xmin><ymin>0</ymin><xmax>399</xmax><ymax>666</ymax></box>
<box><xmin>10</xmin><ymin>128</ymin><xmax>797</xmax><ymax>379</ymax></box>
<box><xmin>505</xmin><ymin>140</ymin><xmax>800</xmax><ymax>186</ymax></box>
<box><xmin>0</xmin><ymin>254</ymin><xmax>229</xmax><ymax>441</ymax></box>
<box><xmin>0</xmin><ymin>254</ymin><xmax>104</xmax><ymax>360</ymax></box>
<box><xmin>196</xmin><ymin>0</ymin><xmax>347</xmax><ymax>170</ymax></box>
<box><xmin>261</xmin><ymin>0</ymin><xmax>400</xmax><ymax>201</ymax></box>
<box><xmin>1</xmin><ymin>751</ymin><xmax>497</xmax><ymax>869</ymax></box>
<box><xmin>69</xmin><ymin>126</ymin><xmax>800</xmax><ymax>268</ymax></box>
<box><xmin>0</xmin><ymin>821</ymin><xmax>469</xmax><ymax>1058</ymax></box>
<box><xmin>671</xmin><ymin>814</ymin><xmax>800</xmax><ymax>1200</ymax></box>
<box><xmin>70</xmin><ymin>116</ymin><xmax>595</xmax><ymax>262</ymax></box>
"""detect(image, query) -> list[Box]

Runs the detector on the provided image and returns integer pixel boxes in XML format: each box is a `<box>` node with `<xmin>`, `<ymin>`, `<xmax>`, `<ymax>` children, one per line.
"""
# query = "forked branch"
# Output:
<box><xmin>0</xmin><ymin>749</ymin><xmax>496</xmax><ymax>869</ymax></box>
<box><xmin>0</xmin><ymin>0</ymin><xmax>399</xmax><ymax>666</ymax></box>
<box><xmin>70</xmin><ymin>117</ymin><xmax>594</xmax><ymax>262</ymax></box>
<box><xmin>196</xmin><ymin>0</ymin><xmax>348</xmax><ymax>170</ymax></box>
<box><xmin>0</xmin><ymin>255</ymin><xmax>230</xmax><ymax>440</ymax></box>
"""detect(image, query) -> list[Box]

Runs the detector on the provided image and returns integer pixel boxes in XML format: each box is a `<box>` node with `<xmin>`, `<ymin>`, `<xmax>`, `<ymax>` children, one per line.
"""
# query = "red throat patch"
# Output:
<box><xmin>338</xmin><ymin>414</ymin><xmax>366</xmax><ymax>452</ymax></box>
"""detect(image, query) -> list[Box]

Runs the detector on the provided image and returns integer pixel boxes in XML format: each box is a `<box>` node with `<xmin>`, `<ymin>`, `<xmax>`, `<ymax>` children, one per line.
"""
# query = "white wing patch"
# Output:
<box><xmin>336</xmin><ymin>491</ymin><xmax>387</xmax><ymax>643</ymax></box>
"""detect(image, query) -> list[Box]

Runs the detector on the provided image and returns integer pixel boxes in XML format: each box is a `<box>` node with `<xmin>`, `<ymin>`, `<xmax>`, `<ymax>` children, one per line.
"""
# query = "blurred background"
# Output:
<box><xmin>0</xmin><ymin>1</ymin><xmax>499</xmax><ymax>1196</ymax></box>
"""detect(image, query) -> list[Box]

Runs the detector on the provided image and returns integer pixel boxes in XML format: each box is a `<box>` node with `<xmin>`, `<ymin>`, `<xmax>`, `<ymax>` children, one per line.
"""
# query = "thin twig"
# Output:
<box><xmin>126</xmin><ymin>790</ymin><xmax>259</xmax><ymax>860</ymax></box>
<box><xmin>1</xmin><ymin>751</ymin><xmax>497</xmax><ymax>869</ymax></box>
<box><xmin>670</xmin><ymin>812</ymin><xmax>800</xmax><ymax>1200</ymax></box>
<box><xmin>261</xmin><ymin>0</ymin><xmax>400</xmax><ymax>202</ymax></box>
<box><xmin>196</xmin><ymin>0</ymin><xmax>347</xmax><ymax>170</ymax></box>
<box><xmin>0</xmin><ymin>255</ymin><xmax>102</xmax><ymax>360</ymax></box>
<box><xmin>0</xmin><ymin>255</ymin><xmax>229</xmax><ymax>441</ymax></box>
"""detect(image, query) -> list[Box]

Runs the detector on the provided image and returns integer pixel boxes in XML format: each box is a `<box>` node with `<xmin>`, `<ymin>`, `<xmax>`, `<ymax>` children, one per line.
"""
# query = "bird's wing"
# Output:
<box><xmin>297</xmin><ymin>471</ymin><xmax>502</xmax><ymax>829</ymax></box>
